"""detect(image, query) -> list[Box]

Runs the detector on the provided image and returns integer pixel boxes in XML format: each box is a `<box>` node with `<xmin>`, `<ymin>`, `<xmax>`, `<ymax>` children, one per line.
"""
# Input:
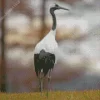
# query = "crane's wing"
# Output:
<box><xmin>34</xmin><ymin>51</ymin><xmax>55</xmax><ymax>77</ymax></box>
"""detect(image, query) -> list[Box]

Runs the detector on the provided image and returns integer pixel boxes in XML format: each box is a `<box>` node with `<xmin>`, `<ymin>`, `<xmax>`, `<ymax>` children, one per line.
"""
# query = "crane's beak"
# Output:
<box><xmin>59</xmin><ymin>7</ymin><xmax>69</xmax><ymax>11</ymax></box>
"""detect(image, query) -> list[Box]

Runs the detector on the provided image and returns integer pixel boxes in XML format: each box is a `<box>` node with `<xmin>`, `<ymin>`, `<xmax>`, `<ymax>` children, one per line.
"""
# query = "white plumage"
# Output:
<box><xmin>34</xmin><ymin>30</ymin><xmax>58</xmax><ymax>54</ymax></box>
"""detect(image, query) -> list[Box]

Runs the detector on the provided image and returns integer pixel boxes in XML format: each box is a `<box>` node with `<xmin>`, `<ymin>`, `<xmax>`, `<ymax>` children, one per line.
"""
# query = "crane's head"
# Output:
<box><xmin>50</xmin><ymin>4</ymin><xmax>69</xmax><ymax>12</ymax></box>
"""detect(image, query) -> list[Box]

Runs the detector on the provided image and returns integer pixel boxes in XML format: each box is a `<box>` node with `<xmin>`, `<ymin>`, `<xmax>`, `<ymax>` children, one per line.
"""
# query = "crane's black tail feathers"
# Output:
<box><xmin>34</xmin><ymin>49</ymin><xmax>55</xmax><ymax>77</ymax></box>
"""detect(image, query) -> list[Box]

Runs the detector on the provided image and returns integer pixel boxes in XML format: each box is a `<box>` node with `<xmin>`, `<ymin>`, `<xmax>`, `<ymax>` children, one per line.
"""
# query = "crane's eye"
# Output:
<box><xmin>55</xmin><ymin>4</ymin><xmax>59</xmax><ymax>7</ymax></box>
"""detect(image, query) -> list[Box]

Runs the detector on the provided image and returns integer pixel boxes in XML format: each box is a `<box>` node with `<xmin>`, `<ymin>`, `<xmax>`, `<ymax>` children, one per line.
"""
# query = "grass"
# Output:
<box><xmin>0</xmin><ymin>90</ymin><xmax>100</xmax><ymax>100</ymax></box>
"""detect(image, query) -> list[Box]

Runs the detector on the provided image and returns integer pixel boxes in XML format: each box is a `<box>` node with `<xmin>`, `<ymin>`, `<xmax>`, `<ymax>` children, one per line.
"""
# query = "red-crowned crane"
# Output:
<box><xmin>34</xmin><ymin>4</ymin><xmax>69</xmax><ymax>92</ymax></box>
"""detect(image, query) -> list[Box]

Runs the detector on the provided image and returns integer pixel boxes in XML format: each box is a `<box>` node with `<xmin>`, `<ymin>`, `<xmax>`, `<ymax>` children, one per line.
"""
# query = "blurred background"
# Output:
<box><xmin>0</xmin><ymin>0</ymin><xmax>100</xmax><ymax>93</ymax></box>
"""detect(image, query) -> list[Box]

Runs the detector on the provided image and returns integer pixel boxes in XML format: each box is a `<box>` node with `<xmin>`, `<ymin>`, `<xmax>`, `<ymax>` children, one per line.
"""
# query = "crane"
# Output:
<box><xmin>34</xmin><ymin>4</ymin><xmax>69</xmax><ymax>92</ymax></box>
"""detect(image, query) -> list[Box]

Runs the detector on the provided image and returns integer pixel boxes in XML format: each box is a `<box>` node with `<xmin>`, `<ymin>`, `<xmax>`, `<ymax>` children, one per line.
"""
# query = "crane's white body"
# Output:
<box><xmin>34</xmin><ymin>30</ymin><xmax>58</xmax><ymax>54</ymax></box>
<box><xmin>34</xmin><ymin>30</ymin><xmax>58</xmax><ymax>64</ymax></box>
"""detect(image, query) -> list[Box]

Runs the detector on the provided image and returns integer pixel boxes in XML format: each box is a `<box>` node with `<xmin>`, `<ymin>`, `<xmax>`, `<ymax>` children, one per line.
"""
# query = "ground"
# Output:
<box><xmin>0</xmin><ymin>90</ymin><xmax>100</xmax><ymax>100</ymax></box>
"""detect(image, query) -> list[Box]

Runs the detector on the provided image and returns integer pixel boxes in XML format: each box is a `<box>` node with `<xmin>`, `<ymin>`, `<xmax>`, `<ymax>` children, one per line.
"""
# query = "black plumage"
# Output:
<box><xmin>34</xmin><ymin>49</ymin><xmax>55</xmax><ymax>77</ymax></box>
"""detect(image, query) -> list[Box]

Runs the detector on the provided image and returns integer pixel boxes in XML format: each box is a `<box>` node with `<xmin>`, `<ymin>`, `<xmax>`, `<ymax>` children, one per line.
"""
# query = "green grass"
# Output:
<box><xmin>0</xmin><ymin>90</ymin><xmax>100</xmax><ymax>100</ymax></box>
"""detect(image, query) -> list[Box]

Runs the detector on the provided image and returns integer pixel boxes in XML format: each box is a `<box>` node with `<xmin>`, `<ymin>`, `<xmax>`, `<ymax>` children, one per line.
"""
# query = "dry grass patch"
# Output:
<box><xmin>0</xmin><ymin>90</ymin><xmax>100</xmax><ymax>100</ymax></box>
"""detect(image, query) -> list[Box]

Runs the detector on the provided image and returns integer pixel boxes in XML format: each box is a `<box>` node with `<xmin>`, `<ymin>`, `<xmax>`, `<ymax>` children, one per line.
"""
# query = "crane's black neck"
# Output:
<box><xmin>50</xmin><ymin>8</ymin><xmax>56</xmax><ymax>30</ymax></box>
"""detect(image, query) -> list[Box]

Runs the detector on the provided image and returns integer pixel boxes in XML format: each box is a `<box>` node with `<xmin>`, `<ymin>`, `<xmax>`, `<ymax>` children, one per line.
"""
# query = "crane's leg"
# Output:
<box><xmin>39</xmin><ymin>69</ymin><xmax>43</xmax><ymax>93</ymax></box>
<box><xmin>46</xmin><ymin>69</ymin><xmax>51</xmax><ymax>97</ymax></box>
<box><xmin>48</xmin><ymin>69</ymin><xmax>51</xmax><ymax>91</ymax></box>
